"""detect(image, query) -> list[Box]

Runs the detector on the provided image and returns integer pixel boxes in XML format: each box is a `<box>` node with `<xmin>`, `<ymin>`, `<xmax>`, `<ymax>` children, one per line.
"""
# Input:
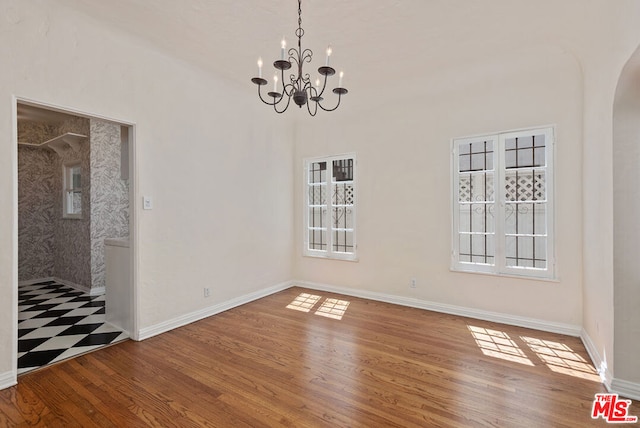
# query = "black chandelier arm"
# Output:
<box><xmin>256</xmin><ymin>82</ymin><xmax>289</xmax><ymax>108</ymax></box>
<box><xmin>283</xmin><ymin>80</ymin><xmax>298</xmax><ymax>98</ymax></box>
<box><xmin>315</xmin><ymin>72</ymin><xmax>330</xmax><ymax>98</ymax></box>
<box><xmin>256</xmin><ymin>83</ymin><xmax>278</xmax><ymax>106</ymax></box>
<box><xmin>306</xmin><ymin>96</ymin><xmax>319</xmax><ymax>117</ymax></box>
<box><xmin>273</xmin><ymin>92</ymin><xmax>292</xmax><ymax>114</ymax></box>
<box><xmin>317</xmin><ymin>89</ymin><xmax>347</xmax><ymax>112</ymax></box>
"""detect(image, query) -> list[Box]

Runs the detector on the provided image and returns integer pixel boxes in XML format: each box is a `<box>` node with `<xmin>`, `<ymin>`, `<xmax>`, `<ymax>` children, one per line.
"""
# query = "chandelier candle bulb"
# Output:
<box><xmin>326</xmin><ymin>45</ymin><xmax>332</xmax><ymax>66</ymax></box>
<box><xmin>281</xmin><ymin>38</ymin><xmax>286</xmax><ymax>60</ymax></box>
<box><xmin>257</xmin><ymin>57</ymin><xmax>263</xmax><ymax>78</ymax></box>
<box><xmin>273</xmin><ymin>74</ymin><xmax>278</xmax><ymax>92</ymax></box>
<box><xmin>338</xmin><ymin>71</ymin><xmax>344</xmax><ymax>87</ymax></box>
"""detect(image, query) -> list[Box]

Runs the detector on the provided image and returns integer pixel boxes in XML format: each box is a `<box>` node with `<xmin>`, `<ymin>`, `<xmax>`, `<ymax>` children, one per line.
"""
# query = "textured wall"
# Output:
<box><xmin>90</xmin><ymin>119</ymin><xmax>129</xmax><ymax>290</ymax></box>
<box><xmin>53</xmin><ymin>117</ymin><xmax>92</xmax><ymax>289</ymax></box>
<box><xmin>17</xmin><ymin>146</ymin><xmax>56</xmax><ymax>281</ymax></box>
<box><xmin>17</xmin><ymin>116</ymin><xmax>128</xmax><ymax>292</ymax></box>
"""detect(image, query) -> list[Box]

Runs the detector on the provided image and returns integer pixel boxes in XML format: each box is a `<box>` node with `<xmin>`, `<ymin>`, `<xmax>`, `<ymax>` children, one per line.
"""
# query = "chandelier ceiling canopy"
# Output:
<box><xmin>251</xmin><ymin>0</ymin><xmax>348</xmax><ymax>116</ymax></box>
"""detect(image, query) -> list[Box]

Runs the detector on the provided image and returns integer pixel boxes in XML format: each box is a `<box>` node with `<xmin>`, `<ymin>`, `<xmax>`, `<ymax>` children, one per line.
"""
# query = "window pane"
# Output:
<box><xmin>308</xmin><ymin>184</ymin><xmax>327</xmax><ymax>205</ymax></box>
<box><xmin>459</xmin><ymin>233</ymin><xmax>494</xmax><ymax>265</ymax></box>
<box><xmin>459</xmin><ymin>234</ymin><xmax>471</xmax><ymax>261</ymax></box>
<box><xmin>332</xmin><ymin>207</ymin><xmax>354</xmax><ymax>229</ymax></box>
<box><xmin>470</xmin><ymin>172</ymin><xmax>494</xmax><ymax>202</ymax></box>
<box><xmin>505</xmin><ymin>134</ymin><xmax>546</xmax><ymax>169</ymax></box>
<box><xmin>459</xmin><ymin>204</ymin><xmax>495</xmax><ymax>233</ymax></box>
<box><xmin>505</xmin><ymin>203</ymin><xmax>545</xmax><ymax>235</ymax></box>
<box><xmin>459</xmin><ymin>154</ymin><xmax>471</xmax><ymax>172</ymax></box>
<box><xmin>332</xmin><ymin>159</ymin><xmax>353</xmax><ymax>182</ymax></box>
<box><xmin>308</xmin><ymin>207</ymin><xmax>324</xmax><ymax>229</ymax></box>
<box><xmin>71</xmin><ymin>166</ymin><xmax>81</xmax><ymax>189</ymax></box>
<box><xmin>332</xmin><ymin>183</ymin><xmax>354</xmax><ymax>206</ymax></box>
<box><xmin>333</xmin><ymin>230</ymin><xmax>354</xmax><ymax>253</ymax></box>
<box><xmin>309</xmin><ymin>162</ymin><xmax>326</xmax><ymax>184</ymax></box>
<box><xmin>505</xmin><ymin>170</ymin><xmax>546</xmax><ymax>202</ymax></box>
<box><xmin>534</xmin><ymin>147</ymin><xmax>545</xmax><ymax>167</ymax></box>
<box><xmin>505</xmin><ymin>236</ymin><xmax>546</xmax><ymax>269</ymax></box>
<box><xmin>533</xmin><ymin>134</ymin><xmax>546</xmax><ymax>147</ymax></box>
<box><xmin>459</xmin><ymin>141</ymin><xmax>493</xmax><ymax>172</ymax></box>
<box><xmin>471</xmin><ymin>153</ymin><xmax>485</xmax><ymax>171</ymax></box>
<box><xmin>308</xmin><ymin>229</ymin><xmax>327</xmax><ymax>251</ymax></box>
<box><xmin>534</xmin><ymin>237</ymin><xmax>547</xmax><ymax>268</ymax></box>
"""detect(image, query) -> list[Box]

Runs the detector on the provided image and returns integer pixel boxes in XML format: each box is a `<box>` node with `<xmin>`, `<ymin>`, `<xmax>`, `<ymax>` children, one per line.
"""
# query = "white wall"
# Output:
<box><xmin>0</xmin><ymin>1</ymin><xmax>294</xmax><ymax>381</ymax></box>
<box><xmin>294</xmin><ymin>47</ymin><xmax>584</xmax><ymax>326</ymax></box>
<box><xmin>613</xmin><ymin>45</ymin><xmax>640</xmax><ymax>386</ymax></box>
<box><xmin>578</xmin><ymin>3</ymin><xmax>640</xmax><ymax>387</ymax></box>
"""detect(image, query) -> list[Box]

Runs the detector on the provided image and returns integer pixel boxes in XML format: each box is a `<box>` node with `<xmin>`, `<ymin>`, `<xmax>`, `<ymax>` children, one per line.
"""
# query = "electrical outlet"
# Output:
<box><xmin>204</xmin><ymin>287</ymin><xmax>211</xmax><ymax>297</ymax></box>
<box><xmin>410</xmin><ymin>278</ymin><xmax>417</xmax><ymax>288</ymax></box>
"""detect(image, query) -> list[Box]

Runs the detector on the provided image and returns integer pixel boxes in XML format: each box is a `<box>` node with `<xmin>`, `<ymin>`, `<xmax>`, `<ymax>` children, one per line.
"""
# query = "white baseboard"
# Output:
<box><xmin>53</xmin><ymin>278</ymin><xmax>91</xmax><ymax>294</ymax></box>
<box><xmin>89</xmin><ymin>286</ymin><xmax>105</xmax><ymax>296</ymax></box>
<box><xmin>611</xmin><ymin>378</ymin><xmax>640</xmax><ymax>401</ymax></box>
<box><xmin>0</xmin><ymin>370</ymin><xmax>16</xmax><ymax>391</ymax></box>
<box><xmin>294</xmin><ymin>280</ymin><xmax>582</xmax><ymax>337</ymax></box>
<box><xmin>137</xmin><ymin>280</ymin><xmax>294</xmax><ymax>341</ymax></box>
<box><xmin>580</xmin><ymin>328</ymin><xmax>613</xmax><ymax>389</ymax></box>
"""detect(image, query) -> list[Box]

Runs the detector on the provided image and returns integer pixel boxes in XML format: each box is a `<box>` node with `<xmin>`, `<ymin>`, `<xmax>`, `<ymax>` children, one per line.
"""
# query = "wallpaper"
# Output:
<box><xmin>18</xmin><ymin>115</ymin><xmax>129</xmax><ymax>292</ymax></box>
<box><xmin>89</xmin><ymin>119</ymin><xmax>129</xmax><ymax>290</ymax></box>
<box><xmin>18</xmin><ymin>147</ymin><xmax>56</xmax><ymax>281</ymax></box>
<box><xmin>53</xmin><ymin>117</ymin><xmax>92</xmax><ymax>289</ymax></box>
<box><xmin>17</xmin><ymin>120</ymin><xmax>57</xmax><ymax>145</ymax></box>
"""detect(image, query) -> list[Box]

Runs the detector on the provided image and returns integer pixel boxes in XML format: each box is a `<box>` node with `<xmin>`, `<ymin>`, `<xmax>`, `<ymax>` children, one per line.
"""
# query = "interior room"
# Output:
<box><xmin>0</xmin><ymin>0</ymin><xmax>639</xmax><ymax>425</ymax></box>
<box><xmin>16</xmin><ymin>104</ymin><xmax>130</xmax><ymax>373</ymax></box>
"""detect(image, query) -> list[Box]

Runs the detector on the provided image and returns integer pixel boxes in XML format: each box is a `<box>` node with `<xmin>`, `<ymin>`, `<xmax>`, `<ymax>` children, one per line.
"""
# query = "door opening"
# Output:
<box><xmin>14</xmin><ymin>99</ymin><xmax>136</xmax><ymax>375</ymax></box>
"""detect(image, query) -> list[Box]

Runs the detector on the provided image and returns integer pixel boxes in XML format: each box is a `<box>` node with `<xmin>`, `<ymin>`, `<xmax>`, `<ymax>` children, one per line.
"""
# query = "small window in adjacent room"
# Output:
<box><xmin>63</xmin><ymin>163</ymin><xmax>82</xmax><ymax>219</ymax></box>
<box><xmin>451</xmin><ymin>127</ymin><xmax>555</xmax><ymax>279</ymax></box>
<box><xmin>304</xmin><ymin>154</ymin><xmax>357</xmax><ymax>261</ymax></box>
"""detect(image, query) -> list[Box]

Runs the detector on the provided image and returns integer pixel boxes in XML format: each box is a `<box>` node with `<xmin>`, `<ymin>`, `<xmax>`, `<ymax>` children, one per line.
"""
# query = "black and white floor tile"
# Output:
<box><xmin>18</xmin><ymin>280</ymin><xmax>128</xmax><ymax>374</ymax></box>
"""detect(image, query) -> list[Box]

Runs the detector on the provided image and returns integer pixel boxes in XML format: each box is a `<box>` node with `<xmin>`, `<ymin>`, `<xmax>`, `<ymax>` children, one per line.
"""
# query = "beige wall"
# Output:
<box><xmin>613</xmin><ymin>45</ymin><xmax>640</xmax><ymax>385</ymax></box>
<box><xmin>0</xmin><ymin>1</ymin><xmax>294</xmax><ymax>379</ymax></box>
<box><xmin>294</xmin><ymin>47</ymin><xmax>584</xmax><ymax>325</ymax></box>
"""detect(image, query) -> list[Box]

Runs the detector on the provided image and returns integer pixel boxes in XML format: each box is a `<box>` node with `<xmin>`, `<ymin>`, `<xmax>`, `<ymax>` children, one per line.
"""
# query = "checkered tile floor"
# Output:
<box><xmin>18</xmin><ymin>280</ymin><xmax>128</xmax><ymax>374</ymax></box>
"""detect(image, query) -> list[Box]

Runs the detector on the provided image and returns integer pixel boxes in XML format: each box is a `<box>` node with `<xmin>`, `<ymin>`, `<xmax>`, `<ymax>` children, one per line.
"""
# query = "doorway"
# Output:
<box><xmin>15</xmin><ymin>99</ymin><xmax>136</xmax><ymax>374</ymax></box>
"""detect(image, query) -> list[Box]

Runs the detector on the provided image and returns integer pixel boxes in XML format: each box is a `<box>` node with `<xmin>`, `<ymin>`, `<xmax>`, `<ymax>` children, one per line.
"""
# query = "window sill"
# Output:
<box><xmin>450</xmin><ymin>267</ymin><xmax>558</xmax><ymax>283</ymax></box>
<box><xmin>303</xmin><ymin>252</ymin><xmax>359</xmax><ymax>263</ymax></box>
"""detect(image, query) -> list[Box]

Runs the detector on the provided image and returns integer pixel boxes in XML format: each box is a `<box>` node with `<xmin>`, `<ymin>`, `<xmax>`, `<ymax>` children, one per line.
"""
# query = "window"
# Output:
<box><xmin>63</xmin><ymin>163</ymin><xmax>82</xmax><ymax>219</ymax></box>
<box><xmin>304</xmin><ymin>154</ymin><xmax>356</xmax><ymax>260</ymax></box>
<box><xmin>452</xmin><ymin>127</ymin><xmax>554</xmax><ymax>279</ymax></box>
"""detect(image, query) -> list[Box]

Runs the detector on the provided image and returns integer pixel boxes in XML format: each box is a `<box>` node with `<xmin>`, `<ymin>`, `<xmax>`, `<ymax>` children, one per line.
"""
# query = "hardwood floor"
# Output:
<box><xmin>0</xmin><ymin>286</ymin><xmax>637</xmax><ymax>427</ymax></box>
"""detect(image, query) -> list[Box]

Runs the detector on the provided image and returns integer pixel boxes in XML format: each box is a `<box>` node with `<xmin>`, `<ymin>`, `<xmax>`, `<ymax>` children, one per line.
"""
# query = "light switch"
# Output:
<box><xmin>143</xmin><ymin>196</ymin><xmax>153</xmax><ymax>210</ymax></box>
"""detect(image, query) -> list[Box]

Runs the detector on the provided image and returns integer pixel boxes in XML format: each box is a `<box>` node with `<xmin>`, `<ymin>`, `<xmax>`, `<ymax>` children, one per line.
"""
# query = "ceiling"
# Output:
<box><xmin>52</xmin><ymin>0</ymin><xmax>602</xmax><ymax>103</ymax></box>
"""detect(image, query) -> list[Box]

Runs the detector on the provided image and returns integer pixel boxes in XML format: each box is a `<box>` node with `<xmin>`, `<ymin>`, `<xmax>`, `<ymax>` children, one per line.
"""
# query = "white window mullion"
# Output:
<box><xmin>495</xmin><ymin>134</ymin><xmax>507</xmax><ymax>274</ymax></box>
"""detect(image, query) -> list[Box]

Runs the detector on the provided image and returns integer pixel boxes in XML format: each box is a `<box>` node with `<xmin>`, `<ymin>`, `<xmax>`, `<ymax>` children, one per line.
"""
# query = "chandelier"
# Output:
<box><xmin>250</xmin><ymin>0</ymin><xmax>348</xmax><ymax>116</ymax></box>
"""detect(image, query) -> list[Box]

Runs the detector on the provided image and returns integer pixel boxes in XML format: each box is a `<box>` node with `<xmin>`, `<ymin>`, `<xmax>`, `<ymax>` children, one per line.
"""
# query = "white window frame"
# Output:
<box><xmin>303</xmin><ymin>154</ymin><xmax>357</xmax><ymax>261</ymax></box>
<box><xmin>63</xmin><ymin>162</ymin><xmax>82</xmax><ymax>219</ymax></box>
<box><xmin>451</xmin><ymin>127</ymin><xmax>555</xmax><ymax>279</ymax></box>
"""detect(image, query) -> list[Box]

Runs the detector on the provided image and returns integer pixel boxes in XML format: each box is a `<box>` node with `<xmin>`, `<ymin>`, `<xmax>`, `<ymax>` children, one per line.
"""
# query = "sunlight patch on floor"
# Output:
<box><xmin>468</xmin><ymin>325</ymin><xmax>534</xmax><ymax>366</ymax></box>
<box><xmin>315</xmin><ymin>298</ymin><xmax>350</xmax><ymax>320</ymax></box>
<box><xmin>286</xmin><ymin>293</ymin><xmax>322</xmax><ymax>312</ymax></box>
<box><xmin>520</xmin><ymin>336</ymin><xmax>601</xmax><ymax>382</ymax></box>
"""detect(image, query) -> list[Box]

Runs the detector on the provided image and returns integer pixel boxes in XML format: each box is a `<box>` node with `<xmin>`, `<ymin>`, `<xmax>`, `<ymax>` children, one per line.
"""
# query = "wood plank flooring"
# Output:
<box><xmin>0</xmin><ymin>286</ymin><xmax>637</xmax><ymax>427</ymax></box>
